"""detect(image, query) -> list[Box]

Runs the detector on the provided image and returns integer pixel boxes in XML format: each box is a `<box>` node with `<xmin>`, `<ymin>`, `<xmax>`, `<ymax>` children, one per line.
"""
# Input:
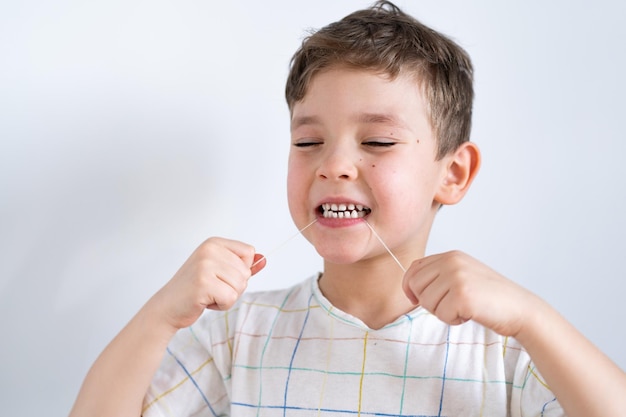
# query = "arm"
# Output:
<box><xmin>402</xmin><ymin>250</ymin><xmax>626</xmax><ymax>417</ymax></box>
<box><xmin>68</xmin><ymin>238</ymin><xmax>265</xmax><ymax>417</ymax></box>
<box><xmin>68</xmin><ymin>298</ymin><xmax>178</xmax><ymax>417</ymax></box>
<box><xmin>514</xmin><ymin>298</ymin><xmax>626</xmax><ymax>416</ymax></box>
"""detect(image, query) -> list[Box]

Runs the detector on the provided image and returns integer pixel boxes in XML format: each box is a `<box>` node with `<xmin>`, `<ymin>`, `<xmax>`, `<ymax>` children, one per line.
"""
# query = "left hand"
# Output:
<box><xmin>402</xmin><ymin>250</ymin><xmax>541</xmax><ymax>338</ymax></box>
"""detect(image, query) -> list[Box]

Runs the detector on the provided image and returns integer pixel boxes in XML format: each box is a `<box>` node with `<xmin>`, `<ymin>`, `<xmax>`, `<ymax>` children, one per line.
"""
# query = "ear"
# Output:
<box><xmin>435</xmin><ymin>141</ymin><xmax>481</xmax><ymax>205</ymax></box>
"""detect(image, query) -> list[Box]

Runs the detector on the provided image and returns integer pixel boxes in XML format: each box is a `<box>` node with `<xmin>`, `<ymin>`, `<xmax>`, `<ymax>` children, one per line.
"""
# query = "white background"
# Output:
<box><xmin>1</xmin><ymin>1</ymin><xmax>625</xmax><ymax>415</ymax></box>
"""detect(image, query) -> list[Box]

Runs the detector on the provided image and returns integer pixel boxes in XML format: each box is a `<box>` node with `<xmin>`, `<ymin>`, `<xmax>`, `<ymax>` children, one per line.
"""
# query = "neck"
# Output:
<box><xmin>319</xmin><ymin>253</ymin><xmax>418</xmax><ymax>330</ymax></box>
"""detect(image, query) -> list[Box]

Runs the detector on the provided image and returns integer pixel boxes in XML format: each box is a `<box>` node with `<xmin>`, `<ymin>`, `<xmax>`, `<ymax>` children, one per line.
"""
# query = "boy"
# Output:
<box><xmin>69</xmin><ymin>2</ymin><xmax>626</xmax><ymax>416</ymax></box>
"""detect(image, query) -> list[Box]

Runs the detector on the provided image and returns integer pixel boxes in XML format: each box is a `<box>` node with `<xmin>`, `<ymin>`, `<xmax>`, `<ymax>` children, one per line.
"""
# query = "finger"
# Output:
<box><xmin>433</xmin><ymin>292</ymin><xmax>472</xmax><ymax>326</ymax></box>
<box><xmin>204</xmin><ymin>277</ymin><xmax>242</xmax><ymax>311</ymax></box>
<box><xmin>412</xmin><ymin>271</ymin><xmax>448</xmax><ymax>314</ymax></box>
<box><xmin>250</xmin><ymin>253</ymin><xmax>266</xmax><ymax>276</ymax></box>
<box><xmin>403</xmin><ymin>285</ymin><xmax>419</xmax><ymax>305</ymax></box>
<box><xmin>223</xmin><ymin>238</ymin><xmax>257</xmax><ymax>266</ymax></box>
<box><xmin>203</xmin><ymin>259</ymin><xmax>255</xmax><ymax>307</ymax></box>
<box><xmin>194</xmin><ymin>238</ymin><xmax>250</xmax><ymax>263</ymax></box>
<box><xmin>213</xmin><ymin>258</ymin><xmax>254</xmax><ymax>294</ymax></box>
<box><xmin>402</xmin><ymin>255</ymin><xmax>444</xmax><ymax>303</ymax></box>
<box><xmin>207</xmin><ymin>239</ymin><xmax>258</xmax><ymax>279</ymax></box>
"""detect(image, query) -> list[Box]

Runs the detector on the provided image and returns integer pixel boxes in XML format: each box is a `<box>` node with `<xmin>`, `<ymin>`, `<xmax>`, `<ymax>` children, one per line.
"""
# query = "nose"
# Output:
<box><xmin>316</xmin><ymin>145</ymin><xmax>359</xmax><ymax>181</ymax></box>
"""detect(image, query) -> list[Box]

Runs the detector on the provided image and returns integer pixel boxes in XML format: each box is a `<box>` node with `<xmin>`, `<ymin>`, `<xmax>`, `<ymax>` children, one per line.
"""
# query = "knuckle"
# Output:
<box><xmin>232</xmin><ymin>276</ymin><xmax>249</xmax><ymax>294</ymax></box>
<box><xmin>447</xmin><ymin>249</ymin><xmax>466</xmax><ymax>258</ymax></box>
<box><xmin>451</xmin><ymin>278</ymin><xmax>473</xmax><ymax>300</ymax></box>
<box><xmin>196</xmin><ymin>239</ymin><xmax>220</xmax><ymax>258</ymax></box>
<box><xmin>446</xmin><ymin>250</ymin><xmax>466</xmax><ymax>266</ymax></box>
<box><xmin>220</xmin><ymin>289</ymin><xmax>240</xmax><ymax>308</ymax></box>
<box><xmin>196</xmin><ymin>257</ymin><xmax>218</xmax><ymax>275</ymax></box>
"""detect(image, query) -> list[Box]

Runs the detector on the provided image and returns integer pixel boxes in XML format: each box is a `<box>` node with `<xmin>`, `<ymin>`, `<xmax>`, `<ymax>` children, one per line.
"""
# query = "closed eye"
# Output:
<box><xmin>293</xmin><ymin>141</ymin><xmax>322</xmax><ymax>148</ymax></box>
<box><xmin>293</xmin><ymin>139</ymin><xmax>323</xmax><ymax>148</ymax></box>
<box><xmin>363</xmin><ymin>140</ymin><xmax>396</xmax><ymax>148</ymax></box>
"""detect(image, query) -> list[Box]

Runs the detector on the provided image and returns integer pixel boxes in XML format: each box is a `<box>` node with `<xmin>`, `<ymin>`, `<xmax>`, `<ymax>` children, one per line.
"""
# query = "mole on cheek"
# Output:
<box><xmin>371</xmin><ymin>164</ymin><xmax>376</xmax><ymax>168</ymax></box>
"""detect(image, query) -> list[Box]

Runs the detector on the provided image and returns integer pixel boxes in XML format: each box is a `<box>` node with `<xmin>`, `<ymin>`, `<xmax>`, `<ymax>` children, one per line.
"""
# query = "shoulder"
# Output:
<box><xmin>238</xmin><ymin>274</ymin><xmax>317</xmax><ymax>313</ymax></box>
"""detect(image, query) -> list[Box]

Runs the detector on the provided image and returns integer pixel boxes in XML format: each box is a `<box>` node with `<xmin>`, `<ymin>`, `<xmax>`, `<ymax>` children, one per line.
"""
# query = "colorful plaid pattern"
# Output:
<box><xmin>142</xmin><ymin>275</ymin><xmax>563</xmax><ymax>416</ymax></box>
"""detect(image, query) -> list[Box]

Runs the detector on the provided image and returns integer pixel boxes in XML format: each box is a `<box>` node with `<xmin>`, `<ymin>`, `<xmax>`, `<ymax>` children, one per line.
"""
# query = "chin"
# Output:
<box><xmin>313</xmin><ymin>243</ymin><xmax>369</xmax><ymax>266</ymax></box>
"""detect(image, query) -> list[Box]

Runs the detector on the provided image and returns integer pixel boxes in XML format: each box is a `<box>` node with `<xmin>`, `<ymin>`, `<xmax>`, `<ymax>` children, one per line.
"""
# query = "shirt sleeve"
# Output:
<box><xmin>141</xmin><ymin>312</ymin><xmax>231</xmax><ymax>417</ymax></box>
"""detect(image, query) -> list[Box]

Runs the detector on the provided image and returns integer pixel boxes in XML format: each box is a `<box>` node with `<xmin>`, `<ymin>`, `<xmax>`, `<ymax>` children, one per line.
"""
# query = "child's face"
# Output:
<box><xmin>287</xmin><ymin>68</ymin><xmax>450</xmax><ymax>265</ymax></box>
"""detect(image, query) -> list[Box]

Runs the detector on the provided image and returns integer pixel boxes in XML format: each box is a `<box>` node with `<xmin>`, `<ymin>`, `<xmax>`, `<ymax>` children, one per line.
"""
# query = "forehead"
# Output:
<box><xmin>291</xmin><ymin>68</ymin><xmax>429</xmax><ymax>133</ymax></box>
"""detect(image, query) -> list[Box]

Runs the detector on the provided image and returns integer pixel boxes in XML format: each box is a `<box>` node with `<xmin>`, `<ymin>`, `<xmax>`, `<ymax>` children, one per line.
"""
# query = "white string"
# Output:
<box><xmin>251</xmin><ymin>218</ymin><xmax>404</xmax><ymax>273</ymax></box>
<box><xmin>363</xmin><ymin>219</ymin><xmax>407</xmax><ymax>273</ymax></box>
<box><xmin>251</xmin><ymin>218</ymin><xmax>317</xmax><ymax>268</ymax></box>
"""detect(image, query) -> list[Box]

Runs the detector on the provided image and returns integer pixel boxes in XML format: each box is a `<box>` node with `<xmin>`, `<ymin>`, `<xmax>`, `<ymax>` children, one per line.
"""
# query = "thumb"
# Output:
<box><xmin>401</xmin><ymin>269</ymin><xmax>420</xmax><ymax>306</ymax></box>
<box><xmin>403</xmin><ymin>282</ymin><xmax>419</xmax><ymax>305</ymax></box>
<box><xmin>250</xmin><ymin>253</ymin><xmax>266</xmax><ymax>276</ymax></box>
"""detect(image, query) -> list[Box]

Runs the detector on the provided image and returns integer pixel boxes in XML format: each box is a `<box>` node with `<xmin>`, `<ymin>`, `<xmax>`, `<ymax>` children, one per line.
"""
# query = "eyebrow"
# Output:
<box><xmin>291</xmin><ymin>112</ymin><xmax>409</xmax><ymax>131</ymax></box>
<box><xmin>291</xmin><ymin>115</ymin><xmax>321</xmax><ymax>131</ymax></box>
<box><xmin>356</xmin><ymin>112</ymin><xmax>409</xmax><ymax>129</ymax></box>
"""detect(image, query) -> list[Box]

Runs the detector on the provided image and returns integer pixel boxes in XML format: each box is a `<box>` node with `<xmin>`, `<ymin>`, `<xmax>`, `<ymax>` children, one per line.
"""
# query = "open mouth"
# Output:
<box><xmin>319</xmin><ymin>203</ymin><xmax>371</xmax><ymax>219</ymax></box>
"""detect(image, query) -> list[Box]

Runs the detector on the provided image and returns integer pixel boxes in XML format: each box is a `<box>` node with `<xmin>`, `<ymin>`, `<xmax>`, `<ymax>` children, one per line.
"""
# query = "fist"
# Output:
<box><xmin>152</xmin><ymin>237</ymin><xmax>266</xmax><ymax>331</ymax></box>
<box><xmin>402</xmin><ymin>250</ymin><xmax>540</xmax><ymax>338</ymax></box>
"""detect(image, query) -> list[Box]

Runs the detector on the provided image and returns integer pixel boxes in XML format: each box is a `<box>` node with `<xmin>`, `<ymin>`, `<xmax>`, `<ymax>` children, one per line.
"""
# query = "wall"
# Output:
<box><xmin>1</xmin><ymin>1</ymin><xmax>624</xmax><ymax>415</ymax></box>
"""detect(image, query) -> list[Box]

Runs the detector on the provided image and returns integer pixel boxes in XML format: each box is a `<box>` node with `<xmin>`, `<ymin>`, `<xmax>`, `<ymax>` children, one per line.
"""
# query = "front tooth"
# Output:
<box><xmin>348</xmin><ymin>203</ymin><xmax>355</xmax><ymax>210</ymax></box>
<box><xmin>331</xmin><ymin>203</ymin><xmax>338</xmax><ymax>211</ymax></box>
<box><xmin>338</xmin><ymin>203</ymin><xmax>347</xmax><ymax>211</ymax></box>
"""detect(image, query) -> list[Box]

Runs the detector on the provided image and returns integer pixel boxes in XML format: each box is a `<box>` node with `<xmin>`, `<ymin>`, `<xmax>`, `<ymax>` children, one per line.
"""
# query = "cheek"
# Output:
<box><xmin>286</xmin><ymin>159</ymin><xmax>306</xmax><ymax>212</ymax></box>
<box><xmin>369</xmin><ymin>162</ymin><xmax>411</xmax><ymax>193</ymax></box>
<box><xmin>372</xmin><ymin>163</ymin><xmax>432</xmax><ymax>208</ymax></box>
<box><xmin>286</xmin><ymin>171</ymin><xmax>298</xmax><ymax>206</ymax></box>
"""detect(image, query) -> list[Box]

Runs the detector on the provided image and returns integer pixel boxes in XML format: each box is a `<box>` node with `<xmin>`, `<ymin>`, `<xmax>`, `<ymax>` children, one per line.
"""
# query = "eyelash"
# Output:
<box><xmin>363</xmin><ymin>141</ymin><xmax>395</xmax><ymax>148</ymax></box>
<box><xmin>293</xmin><ymin>141</ymin><xmax>321</xmax><ymax>148</ymax></box>
<box><xmin>293</xmin><ymin>140</ymin><xmax>395</xmax><ymax>148</ymax></box>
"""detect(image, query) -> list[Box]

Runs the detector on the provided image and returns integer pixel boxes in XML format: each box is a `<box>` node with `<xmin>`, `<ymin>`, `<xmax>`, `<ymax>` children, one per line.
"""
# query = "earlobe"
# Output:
<box><xmin>435</xmin><ymin>142</ymin><xmax>481</xmax><ymax>205</ymax></box>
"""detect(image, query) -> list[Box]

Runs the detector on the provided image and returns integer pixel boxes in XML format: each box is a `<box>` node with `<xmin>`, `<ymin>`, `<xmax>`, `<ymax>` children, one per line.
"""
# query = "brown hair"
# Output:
<box><xmin>285</xmin><ymin>1</ymin><xmax>474</xmax><ymax>159</ymax></box>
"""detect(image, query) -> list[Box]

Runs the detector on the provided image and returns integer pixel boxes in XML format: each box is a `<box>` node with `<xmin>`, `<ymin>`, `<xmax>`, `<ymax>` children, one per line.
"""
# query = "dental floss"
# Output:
<box><xmin>363</xmin><ymin>219</ymin><xmax>407</xmax><ymax>273</ymax></box>
<box><xmin>251</xmin><ymin>218</ymin><xmax>318</xmax><ymax>268</ymax></box>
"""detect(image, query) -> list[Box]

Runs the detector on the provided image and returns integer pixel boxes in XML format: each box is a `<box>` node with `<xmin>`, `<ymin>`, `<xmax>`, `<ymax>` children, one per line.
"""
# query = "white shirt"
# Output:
<box><xmin>143</xmin><ymin>275</ymin><xmax>564</xmax><ymax>416</ymax></box>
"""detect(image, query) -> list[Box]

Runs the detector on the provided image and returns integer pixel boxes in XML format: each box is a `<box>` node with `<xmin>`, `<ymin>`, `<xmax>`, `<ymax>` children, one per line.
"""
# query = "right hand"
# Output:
<box><xmin>149</xmin><ymin>237</ymin><xmax>266</xmax><ymax>332</ymax></box>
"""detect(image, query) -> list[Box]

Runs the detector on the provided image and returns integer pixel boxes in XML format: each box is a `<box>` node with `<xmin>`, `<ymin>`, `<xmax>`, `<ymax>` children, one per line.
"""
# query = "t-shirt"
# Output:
<box><xmin>142</xmin><ymin>275</ymin><xmax>564</xmax><ymax>416</ymax></box>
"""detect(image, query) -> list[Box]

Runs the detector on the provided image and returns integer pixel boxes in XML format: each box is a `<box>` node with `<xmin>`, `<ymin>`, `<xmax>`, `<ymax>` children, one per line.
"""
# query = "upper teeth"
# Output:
<box><xmin>321</xmin><ymin>203</ymin><xmax>370</xmax><ymax>219</ymax></box>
